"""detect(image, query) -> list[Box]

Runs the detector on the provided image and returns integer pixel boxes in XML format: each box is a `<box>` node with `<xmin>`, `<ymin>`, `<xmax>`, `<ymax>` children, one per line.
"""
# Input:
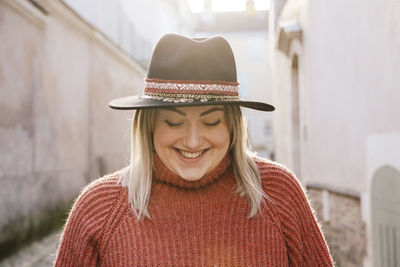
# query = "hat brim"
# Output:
<box><xmin>108</xmin><ymin>95</ymin><xmax>275</xmax><ymax>112</ymax></box>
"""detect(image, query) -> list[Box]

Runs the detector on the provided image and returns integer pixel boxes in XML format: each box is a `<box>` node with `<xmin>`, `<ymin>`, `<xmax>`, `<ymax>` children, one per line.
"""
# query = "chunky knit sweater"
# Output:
<box><xmin>55</xmin><ymin>155</ymin><xmax>333</xmax><ymax>266</ymax></box>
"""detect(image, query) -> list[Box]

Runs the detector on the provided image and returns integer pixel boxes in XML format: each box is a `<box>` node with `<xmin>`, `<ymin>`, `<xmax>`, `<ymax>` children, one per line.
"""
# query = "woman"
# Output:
<box><xmin>55</xmin><ymin>34</ymin><xmax>333</xmax><ymax>266</ymax></box>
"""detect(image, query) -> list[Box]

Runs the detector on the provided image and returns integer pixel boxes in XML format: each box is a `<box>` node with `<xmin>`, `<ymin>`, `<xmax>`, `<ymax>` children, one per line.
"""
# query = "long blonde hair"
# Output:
<box><xmin>119</xmin><ymin>105</ymin><xmax>266</xmax><ymax>219</ymax></box>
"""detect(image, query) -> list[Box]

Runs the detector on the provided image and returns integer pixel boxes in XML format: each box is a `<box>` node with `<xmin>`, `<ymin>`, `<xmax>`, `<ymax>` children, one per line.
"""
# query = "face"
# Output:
<box><xmin>153</xmin><ymin>105</ymin><xmax>230</xmax><ymax>181</ymax></box>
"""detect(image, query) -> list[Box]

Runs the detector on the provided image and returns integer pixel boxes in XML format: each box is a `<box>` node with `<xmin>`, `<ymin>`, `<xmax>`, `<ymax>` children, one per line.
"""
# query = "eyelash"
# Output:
<box><xmin>204</xmin><ymin>119</ymin><xmax>221</xmax><ymax>127</ymax></box>
<box><xmin>165</xmin><ymin>120</ymin><xmax>183</xmax><ymax>127</ymax></box>
<box><xmin>164</xmin><ymin>119</ymin><xmax>221</xmax><ymax>127</ymax></box>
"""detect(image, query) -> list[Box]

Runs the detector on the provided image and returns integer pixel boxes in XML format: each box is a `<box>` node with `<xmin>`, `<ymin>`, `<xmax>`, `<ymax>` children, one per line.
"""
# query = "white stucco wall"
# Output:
<box><xmin>305</xmin><ymin>0</ymin><xmax>400</xmax><ymax>191</ymax></box>
<box><xmin>272</xmin><ymin>0</ymin><xmax>400</xmax><ymax>192</ymax></box>
<box><xmin>0</xmin><ymin>0</ymin><xmax>146</xmax><ymax>232</ymax></box>
<box><xmin>270</xmin><ymin>2</ymin><xmax>400</xmax><ymax>264</ymax></box>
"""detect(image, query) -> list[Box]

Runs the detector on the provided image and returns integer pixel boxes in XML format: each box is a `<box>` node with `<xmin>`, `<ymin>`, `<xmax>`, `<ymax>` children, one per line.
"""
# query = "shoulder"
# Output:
<box><xmin>253</xmin><ymin>156</ymin><xmax>299</xmax><ymax>187</ymax></box>
<box><xmin>79</xmin><ymin>169</ymin><xmax>126</xmax><ymax>199</ymax></box>
<box><xmin>253</xmin><ymin>156</ymin><xmax>307</xmax><ymax>207</ymax></box>
<box><xmin>56</xmin><ymin>170</ymin><xmax>128</xmax><ymax>265</ymax></box>
<box><xmin>76</xmin><ymin>170</ymin><xmax>126</xmax><ymax>205</ymax></box>
<box><xmin>253</xmin><ymin>158</ymin><xmax>333</xmax><ymax>265</ymax></box>
<box><xmin>68</xmin><ymin>169</ymin><xmax>128</xmax><ymax>227</ymax></box>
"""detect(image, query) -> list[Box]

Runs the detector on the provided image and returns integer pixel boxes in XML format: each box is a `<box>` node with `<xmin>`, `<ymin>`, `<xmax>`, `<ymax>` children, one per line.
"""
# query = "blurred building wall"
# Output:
<box><xmin>228</xmin><ymin>34</ymin><xmax>274</xmax><ymax>159</ymax></box>
<box><xmin>0</xmin><ymin>0</ymin><xmax>192</xmax><ymax>257</ymax></box>
<box><xmin>0</xmin><ymin>0</ymin><xmax>145</xmax><ymax>252</ymax></box>
<box><xmin>63</xmin><ymin>0</ymin><xmax>195</xmax><ymax>67</ymax></box>
<box><xmin>270</xmin><ymin>0</ymin><xmax>400</xmax><ymax>266</ymax></box>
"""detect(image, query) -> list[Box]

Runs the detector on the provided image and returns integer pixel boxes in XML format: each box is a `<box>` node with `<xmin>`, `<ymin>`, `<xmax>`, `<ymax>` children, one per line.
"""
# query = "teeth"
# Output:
<box><xmin>179</xmin><ymin>150</ymin><xmax>204</xmax><ymax>158</ymax></box>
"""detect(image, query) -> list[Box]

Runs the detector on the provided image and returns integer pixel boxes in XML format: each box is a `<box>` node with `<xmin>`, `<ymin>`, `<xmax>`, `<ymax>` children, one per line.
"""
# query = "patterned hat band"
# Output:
<box><xmin>143</xmin><ymin>78</ymin><xmax>240</xmax><ymax>103</ymax></box>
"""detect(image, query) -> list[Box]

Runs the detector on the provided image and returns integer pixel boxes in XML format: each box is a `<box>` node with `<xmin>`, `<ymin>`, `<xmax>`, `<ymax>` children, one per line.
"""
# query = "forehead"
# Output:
<box><xmin>157</xmin><ymin>105</ymin><xmax>225</xmax><ymax>116</ymax></box>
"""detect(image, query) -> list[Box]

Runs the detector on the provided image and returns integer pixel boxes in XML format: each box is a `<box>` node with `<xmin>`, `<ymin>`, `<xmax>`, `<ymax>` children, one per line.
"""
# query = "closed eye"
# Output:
<box><xmin>204</xmin><ymin>119</ymin><xmax>221</xmax><ymax>127</ymax></box>
<box><xmin>164</xmin><ymin>120</ymin><xmax>183</xmax><ymax>127</ymax></box>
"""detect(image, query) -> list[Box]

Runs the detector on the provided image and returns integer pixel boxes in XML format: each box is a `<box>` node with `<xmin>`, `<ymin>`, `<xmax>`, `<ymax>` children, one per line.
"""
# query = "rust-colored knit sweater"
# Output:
<box><xmin>55</xmin><ymin>155</ymin><xmax>333</xmax><ymax>266</ymax></box>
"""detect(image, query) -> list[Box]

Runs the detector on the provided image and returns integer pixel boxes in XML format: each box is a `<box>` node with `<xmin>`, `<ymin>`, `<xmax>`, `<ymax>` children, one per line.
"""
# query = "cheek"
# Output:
<box><xmin>153</xmin><ymin>125</ymin><xmax>177</xmax><ymax>149</ymax></box>
<box><xmin>208</xmin><ymin>128</ymin><xmax>231</xmax><ymax>148</ymax></box>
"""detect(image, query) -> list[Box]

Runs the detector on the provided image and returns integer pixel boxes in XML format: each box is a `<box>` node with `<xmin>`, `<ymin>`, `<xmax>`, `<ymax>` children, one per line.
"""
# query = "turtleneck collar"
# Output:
<box><xmin>153</xmin><ymin>153</ymin><xmax>231</xmax><ymax>189</ymax></box>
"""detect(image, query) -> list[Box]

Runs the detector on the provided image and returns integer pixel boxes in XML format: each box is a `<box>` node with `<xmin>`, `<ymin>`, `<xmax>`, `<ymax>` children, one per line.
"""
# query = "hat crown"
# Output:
<box><xmin>147</xmin><ymin>34</ymin><xmax>237</xmax><ymax>82</ymax></box>
<box><xmin>108</xmin><ymin>34</ymin><xmax>275</xmax><ymax>112</ymax></box>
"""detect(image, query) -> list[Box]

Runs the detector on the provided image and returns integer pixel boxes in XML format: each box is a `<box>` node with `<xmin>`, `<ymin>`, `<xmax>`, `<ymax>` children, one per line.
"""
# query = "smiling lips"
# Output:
<box><xmin>174</xmin><ymin>148</ymin><xmax>210</xmax><ymax>159</ymax></box>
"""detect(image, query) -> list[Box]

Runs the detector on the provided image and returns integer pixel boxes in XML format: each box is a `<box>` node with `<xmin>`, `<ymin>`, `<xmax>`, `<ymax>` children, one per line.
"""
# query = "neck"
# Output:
<box><xmin>152</xmin><ymin>153</ymin><xmax>231</xmax><ymax>189</ymax></box>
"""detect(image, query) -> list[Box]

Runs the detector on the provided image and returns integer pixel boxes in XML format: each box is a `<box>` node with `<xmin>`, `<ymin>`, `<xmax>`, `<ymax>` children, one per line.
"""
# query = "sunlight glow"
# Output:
<box><xmin>187</xmin><ymin>0</ymin><xmax>269</xmax><ymax>13</ymax></box>
<box><xmin>212</xmin><ymin>0</ymin><xmax>245</xmax><ymax>12</ymax></box>
<box><xmin>187</xmin><ymin>0</ymin><xmax>205</xmax><ymax>13</ymax></box>
<box><xmin>254</xmin><ymin>0</ymin><xmax>269</xmax><ymax>10</ymax></box>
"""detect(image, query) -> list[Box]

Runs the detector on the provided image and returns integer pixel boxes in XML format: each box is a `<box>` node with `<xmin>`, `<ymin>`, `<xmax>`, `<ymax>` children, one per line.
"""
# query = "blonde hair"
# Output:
<box><xmin>120</xmin><ymin>105</ymin><xmax>266</xmax><ymax>219</ymax></box>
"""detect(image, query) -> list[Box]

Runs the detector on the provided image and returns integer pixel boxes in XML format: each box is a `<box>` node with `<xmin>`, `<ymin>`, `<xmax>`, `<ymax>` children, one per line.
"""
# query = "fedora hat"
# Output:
<box><xmin>109</xmin><ymin>34</ymin><xmax>275</xmax><ymax>112</ymax></box>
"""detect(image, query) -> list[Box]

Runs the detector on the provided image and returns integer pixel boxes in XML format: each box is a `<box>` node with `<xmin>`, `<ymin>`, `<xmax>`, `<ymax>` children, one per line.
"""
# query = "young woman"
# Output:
<box><xmin>55</xmin><ymin>34</ymin><xmax>333</xmax><ymax>266</ymax></box>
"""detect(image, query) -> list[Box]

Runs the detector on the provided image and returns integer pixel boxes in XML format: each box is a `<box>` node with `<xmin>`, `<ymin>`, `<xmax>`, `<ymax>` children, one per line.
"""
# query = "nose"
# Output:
<box><xmin>182</xmin><ymin>123</ymin><xmax>203</xmax><ymax>149</ymax></box>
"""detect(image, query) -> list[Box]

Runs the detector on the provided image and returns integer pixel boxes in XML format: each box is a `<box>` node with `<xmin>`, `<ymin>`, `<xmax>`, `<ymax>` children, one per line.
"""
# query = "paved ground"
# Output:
<box><xmin>0</xmin><ymin>231</ymin><xmax>61</xmax><ymax>267</ymax></box>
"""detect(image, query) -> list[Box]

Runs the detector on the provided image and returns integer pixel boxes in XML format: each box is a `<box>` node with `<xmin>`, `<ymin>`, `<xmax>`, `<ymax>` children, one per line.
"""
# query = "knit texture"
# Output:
<box><xmin>55</xmin><ymin>155</ymin><xmax>333</xmax><ymax>266</ymax></box>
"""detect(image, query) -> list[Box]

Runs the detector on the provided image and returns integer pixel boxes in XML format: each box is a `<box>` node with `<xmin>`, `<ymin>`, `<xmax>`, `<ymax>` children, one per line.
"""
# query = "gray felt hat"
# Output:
<box><xmin>109</xmin><ymin>33</ymin><xmax>275</xmax><ymax>112</ymax></box>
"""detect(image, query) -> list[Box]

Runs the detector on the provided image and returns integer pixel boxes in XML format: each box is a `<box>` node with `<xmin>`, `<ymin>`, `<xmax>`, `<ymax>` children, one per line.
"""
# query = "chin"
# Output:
<box><xmin>177</xmin><ymin>169</ymin><xmax>207</xmax><ymax>182</ymax></box>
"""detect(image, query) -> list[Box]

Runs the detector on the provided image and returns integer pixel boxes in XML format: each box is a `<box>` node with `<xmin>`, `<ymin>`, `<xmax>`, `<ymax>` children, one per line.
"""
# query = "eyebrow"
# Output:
<box><xmin>165</xmin><ymin>107</ymin><xmax>186</xmax><ymax>116</ymax></box>
<box><xmin>199</xmin><ymin>107</ymin><xmax>224</xmax><ymax>116</ymax></box>
<box><xmin>164</xmin><ymin>106</ymin><xmax>224</xmax><ymax>117</ymax></box>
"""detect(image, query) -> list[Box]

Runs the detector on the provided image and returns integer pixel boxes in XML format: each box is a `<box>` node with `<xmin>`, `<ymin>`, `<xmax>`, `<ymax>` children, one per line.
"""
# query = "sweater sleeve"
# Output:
<box><xmin>54</xmin><ymin>177</ymin><xmax>122</xmax><ymax>267</ymax></box>
<box><xmin>258</xmin><ymin>160</ymin><xmax>333</xmax><ymax>266</ymax></box>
